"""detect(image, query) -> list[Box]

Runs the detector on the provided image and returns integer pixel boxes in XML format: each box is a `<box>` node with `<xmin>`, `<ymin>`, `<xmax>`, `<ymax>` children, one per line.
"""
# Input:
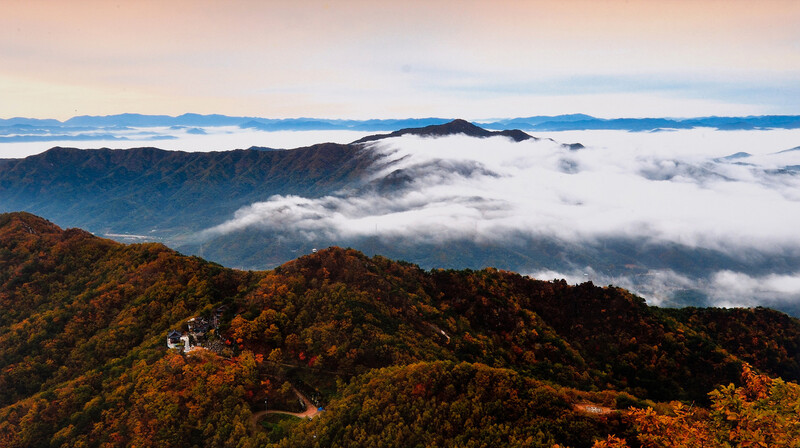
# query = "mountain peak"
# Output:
<box><xmin>0</xmin><ymin>211</ymin><xmax>62</xmax><ymax>235</ymax></box>
<box><xmin>423</xmin><ymin>119</ymin><xmax>491</xmax><ymax>137</ymax></box>
<box><xmin>352</xmin><ymin>119</ymin><xmax>535</xmax><ymax>144</ymax></box>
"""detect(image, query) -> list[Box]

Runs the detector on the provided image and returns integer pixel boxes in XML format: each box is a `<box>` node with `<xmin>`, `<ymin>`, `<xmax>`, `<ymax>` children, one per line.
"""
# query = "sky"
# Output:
<box><xmin>2</xmin><ymin>0</ymin><xmax>799</xmax><ymax>120</ymax></box>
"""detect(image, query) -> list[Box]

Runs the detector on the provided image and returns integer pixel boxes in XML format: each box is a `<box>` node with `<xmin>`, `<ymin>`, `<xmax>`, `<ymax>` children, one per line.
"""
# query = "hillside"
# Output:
<box><xmin>0</xmin><ymin>143</ymin><xmax>375</xmax><ymax>235</ymax></box>
<box><xmin>0</xmin><ymin>120</ymin><xmax>547</xmax><ymax>240</ymax></box>
<box><xmin>1</xmin><ymin>212</ymin><xmax>799</xmax><ymax>447</ymax></box>
<box><xmin>0</xmin><ymin>212</ymin><xmax>258</xmax><ymax>405</ymax></box>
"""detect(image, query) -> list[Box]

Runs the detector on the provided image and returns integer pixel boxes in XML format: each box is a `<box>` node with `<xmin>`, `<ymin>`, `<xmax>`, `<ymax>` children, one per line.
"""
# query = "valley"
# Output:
<box><xmin>3</xmin><ymin>120</ymin><xmax>800</xmax><ymax>315</ymax></box>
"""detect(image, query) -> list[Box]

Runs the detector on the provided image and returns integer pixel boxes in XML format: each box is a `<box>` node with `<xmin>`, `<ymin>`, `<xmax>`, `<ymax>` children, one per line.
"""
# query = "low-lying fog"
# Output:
<box><xmin>205</xmin><ymin>127</ymin><xmax>800</xmax><ymax>310</ymax></box>
<box><xmin>0</xmin><ymin>126</ymin><xmax>380</xmax><ymax>158</ymax></box>
<box><xmin>5</xmin><ymin>124</ymin><xmax>800</xmax><ymax>311</ymax></box>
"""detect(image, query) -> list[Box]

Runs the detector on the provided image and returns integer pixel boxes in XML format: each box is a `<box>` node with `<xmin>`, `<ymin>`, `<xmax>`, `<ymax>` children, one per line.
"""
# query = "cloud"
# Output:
<box><xmin>0</xmin><ymin>127</ymin><xmax>377</xmax><ymax>159</ymax></box>
<box><xmin>207</xmin><ymin>130</ymin><xmax>800</xmax><ymax>257</ymax></box>
<box><xmin>707</xmin><ymin>271</ymin><xmax>800</xmax><ymax>306</ymax></box>
<box><xmin>528</xmin><ymin>266</ymin><xmax>800</xmax><ymax>313</ymax></box>
<box><xmin>528</xmin><ymin>267</ymin><xmax>698</xmax><ymax>305</ymax></box>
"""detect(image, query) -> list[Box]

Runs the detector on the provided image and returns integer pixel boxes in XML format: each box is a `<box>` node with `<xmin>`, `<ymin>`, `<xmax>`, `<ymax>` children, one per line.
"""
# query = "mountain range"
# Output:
<box><xmin>3</xmin><ymin>113</ymin><xmax>800</xmax><ymax>145</ymax></box>
<box><xmin>0</xmin><ymin>120</ymin><xmax>554</xmax><ymax>238</ymax></box>
<box><xmin>0</xmin><ymin>143</ymin><xmax>373</xmax><ymax>233</ymax></box>
<box><xmin>3</xmin><ymin>119</ymin><xmax>800</xmax><ymax>317</ymax></box>
<box><xmin>0</xmin><ymin>211</ymin><xmax>798</xmax><ymax>447</ymax></box>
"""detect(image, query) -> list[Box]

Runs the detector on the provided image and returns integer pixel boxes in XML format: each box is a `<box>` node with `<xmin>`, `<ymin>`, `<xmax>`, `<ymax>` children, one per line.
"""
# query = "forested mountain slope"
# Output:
<box><xmin>0</xmin><ymin>143</ymin><xmax>374</xmax><ymax>234</ymax></box>
<box><xmin>0</xmin><ymin>212</ymin><xmax>798</xmax><ymax>447</ymax></box>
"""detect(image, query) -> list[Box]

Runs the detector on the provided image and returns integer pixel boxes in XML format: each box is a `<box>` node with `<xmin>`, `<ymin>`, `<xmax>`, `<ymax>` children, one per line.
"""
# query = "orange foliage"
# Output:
<box><xmin>596</xmin><ymin>365</ymin><xmax>800</xmax><ymax>448</ymax></box>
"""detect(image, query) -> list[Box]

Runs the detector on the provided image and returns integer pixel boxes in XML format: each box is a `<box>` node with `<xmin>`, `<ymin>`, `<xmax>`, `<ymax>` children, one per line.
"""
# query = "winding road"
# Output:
<box><xmin>250</xmin><ymin>388</ymin><xmax>321</xmax><ymax>432</ymax></box>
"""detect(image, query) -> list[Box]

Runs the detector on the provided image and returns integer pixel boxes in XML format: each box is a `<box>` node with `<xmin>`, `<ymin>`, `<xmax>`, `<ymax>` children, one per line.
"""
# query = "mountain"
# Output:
<box><xmin>777</xmin><ymin>145</ymin><xmax>800</xmax><ymax>154</ymax></box>
<box><xmin>3</xmin><ymin>113</ymin><xmax>800</xmax><ymax>145</ymax></box>
<box><xmin>3</xmin><ymin>120</ymin><xmax>800</xmax><ymax>316</ymax></box>
<box><xmin>481</xmin><ymin>113</ymin><xmax>596</xmax><ymax>128</ymax></box>
<box><xmin>0</xmin><ymin>117</ymin><xmax>62</xmax><ymax>126</ymax></box>
<box><xmin>63</xmin><ymin>113</ymin><xmax>256</xmax><ymax>127</ymax></box>
<box><xmin>0</xmin><ymin>119</ymin><xmax>539</xmax><ymax>237</ymax></box>
<box><xmin>0</xmin><ymin>143</ymin><xmax>376</xmax><ymax>234</ymax></box>
<box><xmin>353</xmin><ymin>118</ymin><xmax>536</xmax><ymax>143</ymax></box>
<box><xmin>0</xmin><ymin>212</ymin><xmax>255</xmax><ymax>404</ymax></box>
<box><xmin>482</xmin><ymin>115</ymin><xmax>800</xmax><ymax>132</ymax></box>
<box><xmin>188</xmin><ymin>230</ymin><xmax>800</xmax><ymax>311</ymax></box>
<box><xmin>241</xmin><ymin>119</ymin><xmax>345</xmax><ymax>131</ymax></box>
<box><xmin>0</xmin><ymin>212</ymin><xmax>798</xmax><ymax>447</ymax></box>
<box><xmin>532</xmin><ymin>117</ymin><xmax>692</xmax><ymax>131</ymax></box>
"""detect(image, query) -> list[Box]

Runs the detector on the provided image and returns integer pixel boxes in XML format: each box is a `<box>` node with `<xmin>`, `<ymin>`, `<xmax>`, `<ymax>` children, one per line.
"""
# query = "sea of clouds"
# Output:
<box><xmin>209</xmin><ymin>129</ymin><xmax>800</xmax><ymax>250</ymax></box>
<box><xmin>0</xmin><ymin>126</ymin><xmax>377</xmax><ymax>158</ymax></box>
<box><xmin>205</xmin><ymin>128</ymin><xmax>800</xmax><ymax>308</ymax></box>
<box><xmin>5</xmin><ymin>123</ymin><xmax>800</xmax><ymax>309</ymax></box>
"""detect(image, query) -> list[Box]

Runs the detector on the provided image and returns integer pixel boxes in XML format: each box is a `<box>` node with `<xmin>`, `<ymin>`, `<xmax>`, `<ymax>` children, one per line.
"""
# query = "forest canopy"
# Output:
<box><xmin>0</xmin><ymin>212</ymin><xmax>798</xmax><ymax>447</ymax></box>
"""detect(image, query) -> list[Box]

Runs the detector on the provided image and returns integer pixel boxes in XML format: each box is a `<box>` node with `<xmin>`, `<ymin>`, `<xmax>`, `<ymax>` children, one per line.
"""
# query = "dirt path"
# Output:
<box><xmin>249</xmin><ymin>388</ymin><xmax>321</xmax><ymax>432</ymax></box>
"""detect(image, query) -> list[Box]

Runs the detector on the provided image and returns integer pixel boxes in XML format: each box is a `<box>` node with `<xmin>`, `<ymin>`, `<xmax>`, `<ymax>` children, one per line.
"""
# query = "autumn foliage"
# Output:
<box><xmin>595</xmin><ymin>365</ymin><xmax>800</xmax><ymax>448</ymax></box>
<box><xmin>1</xmin><ymin>213</ymin><xmax>799</xmax><ymax>447</ymax></box>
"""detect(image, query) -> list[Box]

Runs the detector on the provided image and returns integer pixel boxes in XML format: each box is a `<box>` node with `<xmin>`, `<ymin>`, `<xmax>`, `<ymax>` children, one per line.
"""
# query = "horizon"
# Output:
<box><xmin>5</xmin><ymin>111</ymin><xmax>800</xmax><ymax>123</ymax></box>
<box><xmin>3</xmin><ymin>113</ymin><xmax>800</xmax><ymax>160</ymax></box>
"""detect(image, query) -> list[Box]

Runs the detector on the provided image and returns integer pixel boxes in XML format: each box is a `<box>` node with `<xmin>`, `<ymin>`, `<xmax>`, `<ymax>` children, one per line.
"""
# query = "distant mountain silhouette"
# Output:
<box><xmin>777</xmin><ymin>146</ymin><xmax>800</xmax><ymax>154</ymax></box>
<box><xmin>2</xmin><ymin>114</ymin><xmax>800</xmax><ymax>145</ymax></box>
<box><xmin>353</xmin><ymin>119</ymin><xmax>536</xmax><ymax>143</ymax></box>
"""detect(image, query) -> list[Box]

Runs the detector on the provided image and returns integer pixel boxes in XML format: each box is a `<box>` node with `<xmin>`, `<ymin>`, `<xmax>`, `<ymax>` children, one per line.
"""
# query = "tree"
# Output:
<box><xmin>596</xmin><ymin>364</ymin><xmax>800</xmax><ymax>447</ymax></box>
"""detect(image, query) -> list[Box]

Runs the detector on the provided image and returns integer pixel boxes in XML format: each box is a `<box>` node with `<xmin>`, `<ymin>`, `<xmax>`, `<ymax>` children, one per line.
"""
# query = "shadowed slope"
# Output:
<box><xmin>352</xmin><ymin>119</ymin><xmax>536</xmax><ymax>143</ymax></box>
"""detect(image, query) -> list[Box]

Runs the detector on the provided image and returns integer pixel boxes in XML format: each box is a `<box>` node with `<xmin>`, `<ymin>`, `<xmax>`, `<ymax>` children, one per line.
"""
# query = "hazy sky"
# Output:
<box><xmin>2</xmin><ymin>0</ymin><xmax>799</xmax><ymax>120</ymax></box>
